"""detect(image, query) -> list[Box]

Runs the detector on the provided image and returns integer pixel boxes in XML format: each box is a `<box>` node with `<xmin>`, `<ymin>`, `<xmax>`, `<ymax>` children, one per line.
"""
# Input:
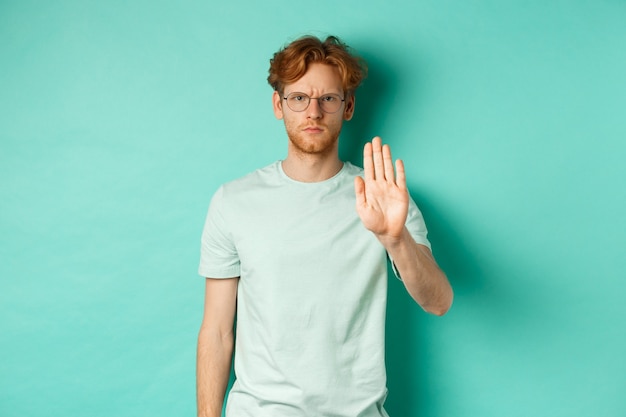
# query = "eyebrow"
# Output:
<box><xmin>284</xmin><ymin>90</ymin><xmax>343</xmax><ymax>96</ymax></box>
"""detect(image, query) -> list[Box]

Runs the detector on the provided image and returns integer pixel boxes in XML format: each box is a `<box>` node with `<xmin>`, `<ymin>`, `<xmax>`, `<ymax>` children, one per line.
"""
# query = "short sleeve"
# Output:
<box><xmin>198</xmin><ymin>186</ymin><xmax>241</xmax><ymax>278</ymax></box>
<box><xmin>405</xmin><ymin>196</ymin><xmax>431</xmax><ymax>250</ymax></box>
<box><xmin>389</xmin><ymin>195</ymin><xmax>431</xmax><ymax>279</ymax></box>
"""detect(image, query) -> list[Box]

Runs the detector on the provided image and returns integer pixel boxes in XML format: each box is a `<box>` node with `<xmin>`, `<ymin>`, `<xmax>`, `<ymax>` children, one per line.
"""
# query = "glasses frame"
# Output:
<box><xmin>282</xmin><ymin>92</ymin><xmax>346</xmax><ymax>114</ymax></box>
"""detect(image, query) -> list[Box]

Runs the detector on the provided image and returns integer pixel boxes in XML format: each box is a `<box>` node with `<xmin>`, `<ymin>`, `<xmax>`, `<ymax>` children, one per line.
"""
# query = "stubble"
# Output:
<box><xmin>284</xmin><ymin>122</ymin><xmax>342</xmax><ymax>157</ymax></box>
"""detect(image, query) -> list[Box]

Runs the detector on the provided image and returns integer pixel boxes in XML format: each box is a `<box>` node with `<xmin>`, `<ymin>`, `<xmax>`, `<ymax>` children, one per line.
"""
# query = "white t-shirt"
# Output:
<box><xmin>199</xmin><ymin>161</ymin><xmax>430</xmax><ymax>417</ymax></box>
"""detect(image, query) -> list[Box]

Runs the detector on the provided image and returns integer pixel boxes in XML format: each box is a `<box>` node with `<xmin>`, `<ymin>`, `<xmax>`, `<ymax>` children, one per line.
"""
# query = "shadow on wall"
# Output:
<box><xmin>339</xmin><ymin>49</ymin><xmax>391</xmax><ymax>166</ymax></box>
<box><xmin>340</xmin><ymin>44</ymin><xmax>482</xmax><ymax>416</ymax></box>
<box><xmin>383</xmin><ymin>197</ymin><xmax>484</xmax><ymax>417</ymax></box>
<box><xmin>394</xmin><ymin>188</ymin><xmax>484</xmax><ymax>415</ymax></box>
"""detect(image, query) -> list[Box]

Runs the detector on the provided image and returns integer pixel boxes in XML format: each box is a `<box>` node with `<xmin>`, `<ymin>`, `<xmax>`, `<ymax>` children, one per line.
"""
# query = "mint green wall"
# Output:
<box><xmin>1</xmin><ymin>1</ymin><xmax>624</xmax><ymax>416</ymax></box>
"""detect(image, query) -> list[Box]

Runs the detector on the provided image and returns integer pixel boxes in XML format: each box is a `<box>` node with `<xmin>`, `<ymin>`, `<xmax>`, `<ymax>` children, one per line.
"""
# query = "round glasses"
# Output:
<box><xmin>283</xmin><ymin>92</ymin><xmax>345</xmax><ymax>113</ymax></box>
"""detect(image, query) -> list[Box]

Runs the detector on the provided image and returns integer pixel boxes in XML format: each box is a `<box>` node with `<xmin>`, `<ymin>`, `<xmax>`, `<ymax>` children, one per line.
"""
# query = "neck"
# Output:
<box><xmin>281</xmin><ymin>148</ymin><xmax>343</xmax><ymax>183</ymax></box>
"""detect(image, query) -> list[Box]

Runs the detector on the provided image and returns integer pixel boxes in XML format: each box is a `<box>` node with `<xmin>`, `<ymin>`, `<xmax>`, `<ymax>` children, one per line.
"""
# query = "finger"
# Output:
<box><xmin>363</xmin><ymin>142</ymin><xmax>374</xmax><ymax>181</ymax></box>
<box><xmin>395</xmin><ymin>159</ymin><xmax>407</xmax><ymax>190</ymax></box>
<box><xmin>372</xmin><ymin>136</ymin><xmax>384</xmax><ymax>181</ymax></box>
<box><xmin>382</xmin><ymin>144</ymin><xmax>395</xmax><ymax>183</ymax></box>
<box><xmin>354</xmin><ymin>176</ymin><xmax>366</xmax><ymax>206</ymax></box>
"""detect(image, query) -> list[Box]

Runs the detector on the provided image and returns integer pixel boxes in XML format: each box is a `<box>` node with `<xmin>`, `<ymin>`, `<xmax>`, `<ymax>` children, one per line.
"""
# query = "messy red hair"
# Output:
<box><xmin>268</xmin><ymin>35</ymin><xmax>367</xmax><ymax>96</ymax></box>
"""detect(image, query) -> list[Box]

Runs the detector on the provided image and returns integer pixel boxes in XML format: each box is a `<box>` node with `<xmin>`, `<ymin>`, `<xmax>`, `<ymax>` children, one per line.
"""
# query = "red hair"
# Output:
<box><xmin>268</xmin><ymin>35</ymin><xmax>367</xmax><ymax>96</ymax></box>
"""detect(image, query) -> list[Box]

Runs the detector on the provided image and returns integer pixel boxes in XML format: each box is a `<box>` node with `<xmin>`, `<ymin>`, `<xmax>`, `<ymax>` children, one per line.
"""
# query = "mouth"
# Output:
<box><xmin>302</xmin><ymin>125</ymin><xmax>324</xmax><ymax>133</ymax></box>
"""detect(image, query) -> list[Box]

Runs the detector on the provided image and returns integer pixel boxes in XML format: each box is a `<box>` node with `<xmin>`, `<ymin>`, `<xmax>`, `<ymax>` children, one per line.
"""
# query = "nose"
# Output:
<box><xmin>306</xmin><ymin>98</ymin><xmax>323</xmax><ymax>119</ymax></box>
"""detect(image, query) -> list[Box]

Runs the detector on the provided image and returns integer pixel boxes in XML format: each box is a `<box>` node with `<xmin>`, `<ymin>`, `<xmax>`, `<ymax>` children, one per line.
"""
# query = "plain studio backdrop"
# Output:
<box><xmin>1</xmin><ymin>1</ymin><xmax>625</xmax><ymax>416</ymax></box>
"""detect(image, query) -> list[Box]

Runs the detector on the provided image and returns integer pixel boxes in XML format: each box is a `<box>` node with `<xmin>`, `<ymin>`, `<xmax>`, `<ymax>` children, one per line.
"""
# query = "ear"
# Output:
<box><xmin>272</xmin><ymin>91</ymin><xmax>284</xmax><ymax>120</ymax></box>
<box><xmin>343</xmin><ymin>94</ymin><xmax>355</xmax><ymax>121</ymax></box>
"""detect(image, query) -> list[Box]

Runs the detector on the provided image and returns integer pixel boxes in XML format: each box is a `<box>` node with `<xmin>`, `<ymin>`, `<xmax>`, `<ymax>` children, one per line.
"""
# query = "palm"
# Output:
<box><xmin>355</xmin><ymin>137</ymin><xmax>409</xmax><ymax>240</ymax></box>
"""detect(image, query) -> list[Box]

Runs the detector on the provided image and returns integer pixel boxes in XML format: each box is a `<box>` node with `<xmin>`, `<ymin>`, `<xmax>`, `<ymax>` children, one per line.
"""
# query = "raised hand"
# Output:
<box><xmin>354</xmin><ymin>137</ymin><xmax>409</xmax><ymax>243</ymax></box>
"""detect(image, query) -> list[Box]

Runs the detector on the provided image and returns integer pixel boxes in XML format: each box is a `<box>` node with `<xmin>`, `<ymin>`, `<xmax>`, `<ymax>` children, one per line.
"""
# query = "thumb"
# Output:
<box><xmin>354</xmin><ymin>176</ymin><xmax>366</xmax><ymax>207</ymax></box>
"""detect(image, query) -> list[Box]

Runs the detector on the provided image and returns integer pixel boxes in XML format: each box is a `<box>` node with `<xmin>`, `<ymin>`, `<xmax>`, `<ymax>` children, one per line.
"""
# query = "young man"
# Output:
<box><xmin>197</xmin><ymin>35</ymin><xmax>453</xmax><ymax>417</ymax></box>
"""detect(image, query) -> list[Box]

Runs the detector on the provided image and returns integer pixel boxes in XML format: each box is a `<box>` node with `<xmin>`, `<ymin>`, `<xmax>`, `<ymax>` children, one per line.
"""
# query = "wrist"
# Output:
<box><xmin>376</xmin><ymin>227</ymin><xmax>411</xmax><ymax>251</ymax></box>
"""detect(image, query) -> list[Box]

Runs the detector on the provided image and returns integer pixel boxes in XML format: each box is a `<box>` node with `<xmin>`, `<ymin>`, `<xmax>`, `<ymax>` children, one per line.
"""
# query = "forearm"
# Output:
<box><xmin>381</xmin><ymin>228</ymin><xmax>453</xmax><ymax>316</ymax></box>
<box><xmin>196</xmin><ymin>327</ymin><xmax>234</xmax><ymax>417</ymax></box>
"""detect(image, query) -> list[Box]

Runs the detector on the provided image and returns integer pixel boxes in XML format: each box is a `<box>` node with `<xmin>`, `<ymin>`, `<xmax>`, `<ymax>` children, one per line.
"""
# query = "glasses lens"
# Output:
<box><xmin>286</xmin><ymin>93</ymin><xmax>310</xmax><ymax>112</ymax></box>
<box><xmin>318</xmin><ymin>94</ymin><xmax>342</xmax><ymax>113</ymax></box>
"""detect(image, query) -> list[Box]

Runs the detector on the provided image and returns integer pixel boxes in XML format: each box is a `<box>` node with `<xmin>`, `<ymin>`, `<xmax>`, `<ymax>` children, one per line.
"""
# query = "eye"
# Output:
<box><xmin>290</xmin><ymin>94</ymin><xmax>307</xmax><ymax>102</ymax></box>
<box><xmin>320</xmin><ymin>95</ymin><xmax>337</xmax><ymax>103</ymax></box>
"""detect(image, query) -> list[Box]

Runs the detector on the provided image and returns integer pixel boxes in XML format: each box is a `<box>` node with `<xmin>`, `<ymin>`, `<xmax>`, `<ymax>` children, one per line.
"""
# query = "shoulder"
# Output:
<box><xmin>222</xmin><ymin>161</ymin><xmax>280</xmax><ymax>192</ymax></box>
<box><xmin>211</xmin><ymin>161</ymin><xmax>282</xmax><ymax>205</ymax></box>
<box><xmin>342</xmin><ymin>161</ymin><xmax>364</xmax><ymax>177</ymax></box>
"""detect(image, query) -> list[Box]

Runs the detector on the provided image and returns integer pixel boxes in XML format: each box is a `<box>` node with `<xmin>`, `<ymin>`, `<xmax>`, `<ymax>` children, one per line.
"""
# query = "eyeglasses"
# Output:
<box><xmin>283</xmin><ymin>92</ymin><xmax>345</xmax><ymax>113</ymax></box>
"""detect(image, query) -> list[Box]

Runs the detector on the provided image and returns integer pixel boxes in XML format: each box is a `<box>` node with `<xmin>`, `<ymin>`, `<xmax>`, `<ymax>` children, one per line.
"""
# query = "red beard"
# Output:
<box><xmin>286</xmin><ymin>123</ymin><xmax>341</xmax><ymax>156</ymax></box>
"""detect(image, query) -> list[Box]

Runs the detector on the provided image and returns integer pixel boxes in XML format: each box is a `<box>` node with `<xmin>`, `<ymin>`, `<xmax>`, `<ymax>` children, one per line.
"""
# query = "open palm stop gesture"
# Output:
<box><xmin>354</xmin><ymin>137</ymin><xmax>409</xmax><ymax>244</ymax></box>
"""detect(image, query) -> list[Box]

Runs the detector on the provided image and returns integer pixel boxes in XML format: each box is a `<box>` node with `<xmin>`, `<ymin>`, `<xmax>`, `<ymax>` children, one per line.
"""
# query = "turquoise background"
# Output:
<box><xmin>1</xmin><ymin>1</ymin><xmax>625</xmax><ymax>416</ymax></box>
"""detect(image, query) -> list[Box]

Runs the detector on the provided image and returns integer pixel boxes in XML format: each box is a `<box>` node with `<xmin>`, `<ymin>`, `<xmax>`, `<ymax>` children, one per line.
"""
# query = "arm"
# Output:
<box><xmin>355</xmin><ymin>137</ymin><xmax>453</xmax><ymax>315</ymax></box>
<box><xmin>382</xmin><ymin>229</ymin><xmax>452</xmax><ymax>316</ymax></box>
<box><xmin>197</xmin><ymin>277</ymin><xmax>239</xmax><ymax>417</ymax></box>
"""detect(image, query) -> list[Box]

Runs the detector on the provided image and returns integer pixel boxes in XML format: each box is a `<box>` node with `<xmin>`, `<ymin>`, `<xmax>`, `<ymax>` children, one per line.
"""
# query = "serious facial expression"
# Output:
<box><xmin>273</xmin><ymin>63</ymin><xmax>355</xmax><ymax>156</ymax></box>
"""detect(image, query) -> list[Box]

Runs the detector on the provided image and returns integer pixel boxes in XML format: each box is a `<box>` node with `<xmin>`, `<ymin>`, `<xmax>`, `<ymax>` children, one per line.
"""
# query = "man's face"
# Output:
<box><xmin>273</xmin><ymin>63</ymin><xmax>355</xmax><ymax>156</ymax></box>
